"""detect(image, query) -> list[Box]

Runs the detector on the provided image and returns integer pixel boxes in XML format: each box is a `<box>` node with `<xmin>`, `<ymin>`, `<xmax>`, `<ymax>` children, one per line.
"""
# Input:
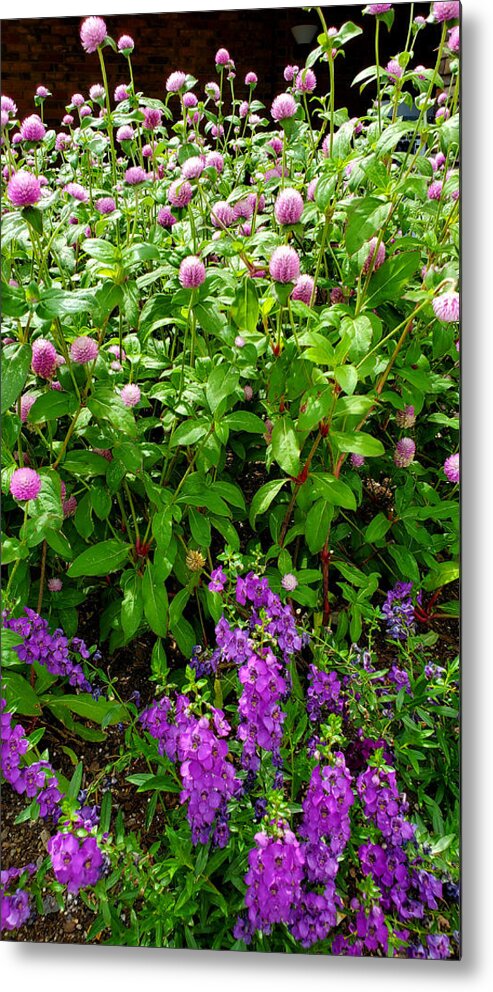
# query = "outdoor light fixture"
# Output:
<box><xmin>291</xmin><ymin>23</ymin><xmax>318</xmax><ymax>45</ymax></box>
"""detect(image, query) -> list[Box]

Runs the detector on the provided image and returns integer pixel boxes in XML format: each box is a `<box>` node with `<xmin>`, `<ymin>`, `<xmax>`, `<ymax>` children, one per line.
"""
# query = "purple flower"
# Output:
<box><xmin>382</xmin><ymin>581</ymin><xmax>415</xmax><ymax>639</ymax></box>
<box><xmin>362</xmin><ymin>237</ymin><xmax>386</xmax><ymax>274</ymax></box>
<box><xmin>271</xmin><ymin>93</ymin><xmax>297</xmax><ymax>122</ymax></box>
<box><xmin>114</xmin><ymin>84</ymin><xmax>129</xmax><ymax>102</ymax></box>
<box><xmin>64</xmin><ymin>181</ymin><xmax>89</xmax><ymax>202</ymax></box>
<box><xmin>245</xmin><ymin>72</ymin><xmax>258</xmax><ymax>85</ymax></box>
<box><xmin>269</xmin><ymin>245</ymin><xmax>300</xmax><ymax>283</ymax></box>
<box><xmin>117</xmin><ymin>34</ymin><xmax>134</xmax><ymax>53</ymax></box>
<box><xmin>428</xmin><ymin>179</ymin><xmax>443</xmax><ymax>200</ymax></box>
<box><xmin>394</xmin><ymin>437</ymin><xmax>416</xmax><ymax>468</ymax></box>
<box><xmin>7</xmin><ymin>170</ymin><xmax>42</xmax><ymax>207</ymax></box>
<box><xmin>125</xmin><ymin>165</ymin><xmax>146</xmax><ymax>185</ymax></box>
<box><xmin>20</xmin><ymin>393</ymin><xmax>37</xmax><ymax>422</ymax></box>
<box><xmin>116</xmin><ymin>124</ymin><xmax>134</xmax><ymax>142</ymax></box>
<box><xmin>70</xmin><ymin>336</ymin><xmax>99</xmax><ymax>365</ymax></box>
<box><xmin>168</xmin><ymin>178</ymin><xmax>193</xmax><ymax>207</ymax></box>
<box><xmin>20</xmin><ymin>114</ymin><xmax>45</xmax><ymax>142</ymax></box>
<box><xmin>386</xmin><ymin>60</ymin><xmax>404</xmax><ymax>80</ymax></box>
<box><xmin>215</xmin><ymin>48</ymin><xmax>230</xmax><ymax>65</ymax></box>
<box><xmin>284</xmin><ymin>65</ymin><xmax>299</xmax><ymax>82</ymax></box>
<box><xmin>157</xmin><ymin>206</ymin><xmax>177</xmax><ymax>228</ymax></box>
<box><xmin>211</xmin><ymin>200</ymin><xmax>235</xmax><ymax>228</ymax></box>
<box><xmin>143</xmin><ymin>106</ymin><xmax>162</xmax><ymax>130</ymax></box>
<box><xmin>166</xmin><ymin>71</ymin><xmax>187</xmax><ymax>93</ymax></box>
<box><xmin>80</xmin><ymin>16</ymin><xmax>107</xmax><ymax>54</ymax></box>
<box><xmin>432</xmin><ymin>2</ymin><xmax>460</xmax><ymax>23</ymax></box>
<box><xmin>443</xmin><ymin>452</ymin><xmax>459</xmax><ymax>482</ymax></box>
<box><xmin>274</xmin><ymin>188</ymin><xmax>304</xmax><ymax>226</ymax></box>
<box><xmin>205</xmin><ymin>151</ymin><xmax>224</xmax><ymax>173</ymax></box>
<box><xmin>281</xmin><ymin>573</ymin><xmax>298</xmax><ymax>591</ymax></box>
<box><xmin>179</xmin><ymin>255</ymin><xmax>206</xmax><ymax>289</ymax></box>
<box><xmin>209</xmin><ymin>567</ymin><xmax>227</xmax><ymax>593</ymax></box>
<box><xmin>295</xmin><ymin>68</ymin><xmax>317</xmax><ymax>93</ymax></box>
<box><xmin>367</xmin><ymin>3</ymin><xmax>393</xmax><ymax>12</ymax></box>
<box><xmin>291</xmin><ymin>274</ymin><xmax>314</xmax><ymax>305</ymax></box>
<box><xmin>120</xmin><ymin>383</ymin><xmax>141</xmax><ymax>408</ymax></box>
<box><xmin>350</xmin><ymin>453</ymin><xmax>365</xmax><ymax>468</ymax></box>
<box><xmin>447</xmin><ymin>25</ymin><xmax>460</xmax><ymax>52</ymax></box>
<box><xmin>48</xmin><ymin>578</ymin><xmax>63</xmax><ymax>592</ymax></box>
<box><xmin>9</xmin><ymin>468</ymin><xmax>41</xmax><ymax>501</ymax></box>
<box><xmin>395</xmin><ymin>405</ymin><xmax>416</xmax><ymax>428</ymax></box>
<box><xmin>427</xmin><ymin>934</ymin><xmax>451</xmax><ymax>958</ymax></box>
<box><xmin>95</xmin><ymin>196</ymin><xmax>116</xmax><ymax>214</ymax></box>
<box><xmin>432</xmin><ymin>290</ymin><xmax>459</xmax><ymax>322</ymax></box>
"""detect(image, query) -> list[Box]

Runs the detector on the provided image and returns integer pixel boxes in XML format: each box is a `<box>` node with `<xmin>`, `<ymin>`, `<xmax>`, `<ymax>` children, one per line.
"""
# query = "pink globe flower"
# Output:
<box><xmin>432</xmin><ymin>2</ymin><xmax>460</xmax><ymax>23</ymax></box>
<box><xmin>448</xmin><ymin>26</ymin><xmax>460</xmax><ymax>52</ymax></box>
<box><xmin>182</xmin><ymin>92</ymin><xmax>198</xmax><ymax>109</ymax></box>
<box><xmin>245</xmin><ymin>72</ymin><xmax>258</xmax><ymax>86</ymax></box>
<box><xmin>428</xmin><ymin>180</ymin><xmax>443</xmax><ymax>200</ymax></box>
<box><xmin>55</xmin><ymin>133</ymin><xmax>71</xmax><ymax>152</ymax></box>
<box><xmin>117</xmin><ymin>34</ymin><xmax>134</xmax><ymax>53</ymax></box>
<box><xmin>205</xmin><ymin>81</ymin><xmax>220</xmax><ymax>102</ymax></box>
<box><xmin>394</xmin><ymin>438</ymin><xmax>416</xmax><ymax>468</ymax></box>
<box><xmin>291</xmin><ymin>274</ymin><xmax>315</xmax><ymax>305</ymax></box>
<box><xmin>271</xmin><ymin>92</ymin><xmax>297</xmax><ymax>122</ymax></box>
<box><xmin>63</xmin><ymin>495</ymin><xmax>78</xmax><ymax>518</ymax></box>
<box><xmin>205</xmin><ymin>151</ymin><xmax>224</xmax><ymax>173</ymax></box>
<box><xmin>179</xmin><ymin>255</ymin><xmax>206</xmax><ymax>289</ymax></box>
<box><xmin>168</xmin><ymin>178</ymin><xmax>193</xmax><ymax>207</ymax></box>
<box><xmin>443</xmin><ymin>452</ymin><xmax>459</xmax><ymax>483</ymax></box>
<box><xmin>116</xmin><ymin>124</ymin><xmax>134</xmax><ymax>142</ymax></box>
<box><xmin>269</xmin><ymin>245</ymin><xmax>300</xmax><ymax>284</ymax></box>
<box><xmin>281</xmin><ymin>573</ymin><xmax>298</xmax><ymax>591</ymax></box>
<box><xmin>330</xmin><ymin>286</ymin><xmax>345</xmax><ymax>304</ymax></box>
<box><xmin>89</xmin><ymin>83</ymin><xmax>105</xmax><ymax>101</ymax></box>
<box><xmin>166</xmin><ymin>71</ymin><xmax>187</xmax><ymax>93</ymax></box>
<box><xmin>32</xmin><ymin>338</ymin><xmax>57</xmax><ymax>379</ymax></box>
<box><xmin>94</xmin><ymin>447</ymin><xmax>113</xmax><ymax>461</ymax></box>
<box><xmin>1</xmin><ymin>95</ymin><xmax>17</xmax><ymax>116</ymax></box>
<box><xmin>435</xmin><ymin>107</ymin><xmax>450</xmax><ymax>122</ymax></box>
<box><xmin>36</xmin><ymin>85</ymin><xmax>50</xmax><ymax>98</ymax></box>
<box><xmin>120</xmin><ymin>384</ymin><xmax>141</xmax><ymax>407</ymax></box>
<box><xmin>70</xmin><ymin>336</ymin><xmax>99</xmax><ymax>364</ymax></box>
<box><xmin>295</xmin><ymin>68</ymin><xmax>317</xmax><ymax>93</ymax></box>
<box><xmin>244</xmin><ymin>385</ymin><xmax>253</xmax><ymax>401</ymax></box>
<box><xmin>157</xmin><ymin>206</ymin><xmax>177</xmax><ymax>228</ymax></box>
<box><xmin>181</xmin><ymin>156</ymin><xmax>205</xmax><ymax>179</ymax></box>
<box><xmin>125</xmin><ymin>165</ymin><xmax>146</xmax><ymax>184</ymax></box>
<box><xmin>143</xmin><ymin>107</ymin><xmax>162</xmax><ymax>130</ymax></box>
<box><xmin>211</xmin><ymin>200</ymin><xmax>235</xmax><ymax>228</ymax></box>
<box><xmin>48</xmin><ymin>578</ymin><xmax>63</xmax><ymax>592</ymax></box>
<box><xmin>20</xmin><ymin>114</ymin><xmax>46</xmax><ymax>142</ymax></box>
<box><xmin>62</xmin><ymin>114</ymin><xmax>74</xmax><ymax>126</ymax></box>
<box><xmin>64</xmin><ymin>182</ymin><xmax>89</xmax><ymax>202</ymax></box>
<box><xmin>283</xmin><ymin>65</ymin><xmax>299</xmax><ymax>82</ymax></box>
<box><xmin>20</xmin><ymin>392</ymin><xmax>37</xmax><ymax>422</ymax></box>
<box><xmin>386</xmin><ymin>60</ymin><xmax>404</xmax><ymax>80</ymax></box>
<box><xmin>307</xmin><ymin>178</ymin><xmax>318</xmax><ymax>201</ymax></box>
<box><xmin>432</xmin><ymin>291</ymin><xmax>459</xmax><ymax>323</ymax></box>
<box><xmin>114</xmin><ymin>84</ymin><xmax>129</xmax><ymax>102</ymax></box>
<box><xmin>80</xmin><ymin>16</ymin><xmax>107</xmax><ymax>54</ymax></box>
<box><xmin>215</xmin><ymin>48</ymin><xmax>230</xmax><ymax>65</ymax></box>
<box><xmin>79</xmin><ymin>105</ymin><xmax>92</xmax><ymax>118</ymax></box>
<box><xmin>350</xmin><ymin>454</ymin><xmax>365</xmax><ymax>468</ymax></box>
<box><xmin>95</xmin><ymin>196</ymin><xmax>116</xmax><ymax>214</ymax></box>
<box><xmin>71</xmin><ymin>93</ymin><xmax>85</xmax><ymax>107</ymax></box>
<box><xmin>274</xmin><ymin>188</ymin><xmax>304</xmax><ymax>226</ymax></box>
<box><xmin>362</xmin><ymin>237</ymin><xmax>386</xmax><ymax>275</ymax></box>
<box><xmin>7</xmin><ymin>170</ymin><xmax>41</xmax><ymax>206</ymax></box>
<box><xmin>367</xmin><ymin>3</ymin><xmax>393</xmax><ymax>12</ymax></box>
<box><xmin>10</xmin><ymin>467</ymin><xmax>42</xmax><ymax>501</ymax></box>
<box><xmin>396</xmin><ymin>405</ymin><xmax>416</xmax><ymax>428</ymax></box>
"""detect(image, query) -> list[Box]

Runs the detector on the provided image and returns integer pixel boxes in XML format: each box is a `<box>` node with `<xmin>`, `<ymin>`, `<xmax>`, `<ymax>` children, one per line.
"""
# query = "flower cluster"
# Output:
<box><xmin>235</xmin><ymin>823</ymin><xmax>304</xmax><ymax>942</ymax></box>
<box><xmin>1</xmin><ymin>863</ymin><xmax>36</xmax><ymax>931</ymax></box>
<box><xmin>306</xmin><ymin>665</ymin><xmax>344</xmax><ymax>724</ymax></box>
<box><xmin>3</xmin><ymin>608</ymin><xmax>92</xmax><ymax>690</ymax></box>
<box><xmin>381</xmin><ymin>581</ymin><xmax>416</xmax><ymax>640</ymax></box>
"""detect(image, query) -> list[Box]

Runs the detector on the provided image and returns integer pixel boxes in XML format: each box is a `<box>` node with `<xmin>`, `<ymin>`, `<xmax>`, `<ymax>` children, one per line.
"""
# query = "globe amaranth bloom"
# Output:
<box><xmin>95</xmin><ymin>196</ymin><xmax>116</xmax><ymax>214</ymax></box>
<box><xmin>10</xmin><ymin>468</ymin><xmax>42</xmax><ymax>502</ymax></box>
<box><xmin>114</xmin><ymin>84</ymin><xmax>129</xmax><ymax>102</ymax></box>
<box><xmin>64</xmin><ymin>182</ymin><xmax>89</xmax><ymax>202</ymax></box>
<box><xmin>447</xmin><ymin>25</ymin><xmax>460</xmax><ymax>52</ymax></box>
<box><xmin>116</xmin><ymin>124</ymin><xmax>134</xmax><ymax>142</ymax></box>
<box><xmin>245</xmin><ymin>72</ymin><xmax>258</xmax><ymax>86</ymax></box>
<box><xmin>181</xmin><ymin>156</ymin><xmax>205</xmax><ymax>179</ymax></box>
<box><xmin>211</xmin><ymin>200</ymin><xmax>235</xmax><ymax>228</ymax></box>
<box><xmin>143</xmin><ymin>106</ymin><xmax>162</xmax><ymax>130</ymax></box>
<box><xmin>271</xmin><ymin>92</ymin><xmax>297</xmax><ymax>122</ymax></box>
<box><xmin>168</xmin><ymin>178</ymin><xmax>193</xmax><ymax>207</ymax></box>
<box><xmin>89</xmin><ymin>83</ymin><xmax>105</xmax><ymax>101</ymax></box>
<box><xmin>20</xmin><ymin>393</ymin><xmax>37</xmax><ymax>423</ymax></box>
<box><xmin>120</xmin><ymin>384</ymin><xmax>141</xmax><ymax>408</ymax></box>
<box><xmin>179</xmin><ymin>255</ymin><xmax>206</xmax><ymax>289</ymax></box>
<box><xmin>117</xmin><ymin>34</ymin><xmax>134</xmax><ymax>53</ymax></box>
<box><xmin>32</xmin><ymin>338</ymin><xmax>57</xmax><ymax>379</ymax></box>
<box><xmin>386</xmin><ymin>59</ymin><xmax>404</xmax><ymax>80</ymax></box>
<box><xmin>274</xmin><ymin>188</ymin><xmax>304</xmax><ymax>226</ymax></box>
<box><xmin>48</xmin><ymin>578</ymin><xmax>63</xmax><ymax>592</ymax></box>
<box><xmin>7</xmin><ymin>170</ymin><xmax>42</xmax><ymax>207</ymax></box>
<box><xmin>166</xmin><ymin>71</ymin><xmax>187</xmax><ymax>93</ymax></box>
<box><xmin>351</xmin><ymin>454</ymin><xmax>365</xmax><ymax>468</ymax></box>
<box><xmin>20</xmin><ymin>114</ymin><xmax>46</xmax><ymax>142</ymax></box>
<box><xmin>367</xmin><ymin>3</ymin><xmax>393</xmax><ymax>12</ymax></box>
<box><xmin>432</xmin><ymin>290</ymin><xmax>459</xmax><ymax>322</ymax></box>
<box><xmin>157</xmin><ymin>206</ymin><xmax>177</xmax><ymax>228</ymax></box>
<box><xmin>432</xmin><ymin>2</ymin><xmax>460</xmax><ymax>22</ymax></box>
<box><xmin>428</xmin><ymin>179</ymin><xmax>443</xmax><ymax>200</ymax></box>
<box><xmin>394</xmin><ymin>437</ymin><xmax>416</xmax><ymax>468</ymax></box>
<box><xmin>284</xmin><ymin>65</ymin><xmax>299</xmax><ymax>82</ymax></box>
<box><xmin>35</xmin><ymin>85</ymin><xmax>50</xmax><ymax>98</ymax></box>
<box><xmin>1</xmin><ymin>95</ymin><xmax>17</xmax><ymax>116</ymax></box>
<box><xmin>215</xmin><ymin>48</ymin><xmax>230</xmax><ymax>65</ymax></box>
<box><xmin>443</xmin><ymin>452</ymin><xmax>459</xmax><ymax>483</ymax></box>
<box><xmin>395</xmin><ymin>405</ymin><xmax>416</xmax><ymax>428</ymax></box>
<box><xmin>281</xmin><ymin>573</ymin><xmax>298</xmax><ymax>591</ymax></box>
<box><xmin>362</xmin><ymin>237</ymin><xmax>386</xmax><ymax>275</ymax></box>
<box><xmin>269</xmin><ymin>245</ymin><xmax>300</xmax><ymax>283</ymax></box>
<box><xmin>70</xmin><ymin>336</ymin><xmax>99</xmax><ymax>364</ymax></box>
<box><xmin>125</xmin><ymin>165</ymin><xmax>146</xmax><ymax>184</ymax></box>
<box><xmin>291</xmin><ymin>274</ymin><xmax>315</xmax><ymax>305</ymax></box>
<box><xmin>205</xmin><ymin>81</ymin><xmax>220</xmax><ymax>102</ymax></box>
<box><xmin>295</xmin><ymin>68</ymin><xmax>317</xmax><ymax>93</ymax></box>
<box><xmin>80</xmin><ymin>16</ymin><xmax>107</xmax><ymax>54</ymax></box>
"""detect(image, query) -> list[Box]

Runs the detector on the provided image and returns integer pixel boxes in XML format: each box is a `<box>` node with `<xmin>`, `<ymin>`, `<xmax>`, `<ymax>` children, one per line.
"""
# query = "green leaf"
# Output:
<box><xmin>422</xmin><ymin>561</ymin><xmax>460</xmax><ymax>592</ymax></box>
<box><xmin>121</xmin><ymin>572</ymin><xmax>143</xmax><ymax>640</ymax></box>
<box><xmin>36</xmin><ymin>288</ymin><xmax>95</xmax><ymax>319</ymax></box>
<box><xmin>67</xmin><ymin>540</ymin><xmax>131</xmax><ymax>578</ymax></box>
<box><xmin>152</xmin><ymin>508</ymin><xmax>173</xmax><ymax>550</ymax></box>
<box><xmin>223</xmin><ymin>411</ymin><xmax>265</xmax><ymax>433</ymax></box>
<box><xmin>62</xmin><ymin>450</ymin><xmax>109</xmax><ymax>476</ymax></box>
<box><xmin>331</xmin><ymin>431</ymin><xmax>385</xmax><ymax>457</ymax></box>
<box><xmin>305</xmin><ymin>499</ymin><xmax>333</xmax><ymax>553</ymax></box>
<box><xmin>231</xmin><ymin>278</ymin><xmax>259</xmax><ymax>334</ymax></box>
<box><xmin>249</xmin><ymin>479</ymin><xmax>287</xmax><ymax>527</ymax></box>
<box><xmin>314</xmin><ymin>174</ymin><xmax>338</xmax><ymax>210</ymax></box>
<box><xmin>335</xmin><ymin>20</ymin><xmax>363</xmax><ymax>45</ymax></box>
<box><xmin>28</xmin><ymin>391</ymin><xmax>78</xmax><ymax>423</ymax></box>
<box><xmin>2</xmin><ymin>671</ymin><xmax>42</xmax><ymax>716</ymax></box>
<box><xmin>1</xmin><ymin>343</ymin><xmax>32</xmax><ymax>415</ymax></box>
<box><xmin>311</xmin><ymin>472</ymin><xmax>357</xmax><ymax>510</ymax></box>
<box><xmin>87</xmin><ymin>386</ymin><xmax>136</xmax><ymax>436</ymax></box>
<box><xmin>388</xmin><ymin>544</ymin><xmax>420</xmax><ymax>584</ymax></box>
<box><xmin>170</xmin><ymin>420</ymin><xmax>209</xmax><ymax>447</ymax></box>
<box><xmin>375</xmin><ymin>120</ymin><xmax>415</xmax><ymax>155</ymax></box>
<box><xmin>345</xmin><ymin>197</ymin><xmax>391</xmax><ymax>255</ymax></box>
<box><xmin>23</xmin><ymin>205</ymin><xmax>43</xmax><ymax>235</ymax></box>
<box><xmin>342</xmin><ymin>315</ymin><xmax>373</xmax><ymax>359</ymax></box>
<box><xmin>365</xmin><ymin>512</ymin><xmax>392</xmax><ymax>543</ymax></box>
<box><xmin>271</xmin><ymin>416</ymin><xmax>300</xmax><ymax>476</ymax></box>
<box><xmin>365</xmin><ymin>252</ymin><xmax>421</xmax><ymax>308</ymax></box>
<box><xmin>90</xmin><ymin>487</ymin><xmax>112</xmax><ymax>520</ymax></box>
<box><xmin>1</xmin><ymin>283</ymin><xmax>28</xmax><ymax>317</ymax></box>
<box><xmin>297</xmin><ymin>385</ymin><xmax>334</xmax><ymax>431</ymax></box>
<box><xmin>142</xmin><ymin>562</ymin><xmax>168</xmax><ymax>637</ymax></box>
<box><xmin>334</xmin><ymin>365</ymin><xmax>358</xmax><ymax>395</ymax></box>
<box><xmin>81</xmin><ymin>238</ymin><xmax>119</xmax><ymax>263</ymax></box>
<box><xmin>50</xmin><ymin>693</ymin><xmax>128</xmax><ymax>726</ymax></box>
<box><xmin>206</xmin><ymin>365</ymin><xmax>239</xmax><ymax>415</ymax></box>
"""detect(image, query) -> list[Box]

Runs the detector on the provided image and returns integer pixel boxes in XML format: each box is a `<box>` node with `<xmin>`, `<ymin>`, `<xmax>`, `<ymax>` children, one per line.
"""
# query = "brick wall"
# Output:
<box><xmin>1</xmin><ymin>4</ymin><xmax>435</xmax><ymax>128</ymax></box>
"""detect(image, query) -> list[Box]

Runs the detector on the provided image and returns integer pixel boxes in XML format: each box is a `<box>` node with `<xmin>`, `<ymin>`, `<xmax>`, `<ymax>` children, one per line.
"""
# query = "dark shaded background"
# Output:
<box><xmin>1</xmin><ymin>4</ymin><xmax>438</xmax><ymax>127</ymax></box>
